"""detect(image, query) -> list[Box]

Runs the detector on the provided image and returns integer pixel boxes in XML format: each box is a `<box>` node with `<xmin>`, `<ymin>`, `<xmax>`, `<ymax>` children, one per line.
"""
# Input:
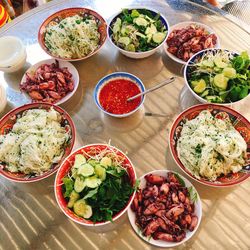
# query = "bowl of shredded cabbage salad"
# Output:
<box><xmin>38</xmin><ymin>8</ymin><xmax>107</xmax><ymax>60</ymax></box>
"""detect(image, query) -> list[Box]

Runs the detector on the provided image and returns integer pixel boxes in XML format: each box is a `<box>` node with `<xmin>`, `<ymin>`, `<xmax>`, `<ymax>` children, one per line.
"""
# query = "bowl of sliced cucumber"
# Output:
<box><xmin>108</xmin><ymin>8</ymin><xmax>169</xmax><ymax>59</ymax></box>
<box><xmin>54</xmin><ymin>144</ymin><xmax>137</xmax><ymax>227</ymax></box>
<box><xmin>184</xmin><ymin>48</ymin><xmax>250</xmax><ymax>105</ymax></box>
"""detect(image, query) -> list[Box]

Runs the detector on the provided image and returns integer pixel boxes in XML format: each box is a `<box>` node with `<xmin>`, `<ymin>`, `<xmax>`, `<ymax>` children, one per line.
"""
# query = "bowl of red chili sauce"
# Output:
<box><xmin>94</xmin><ymin>72</ymin><xmax>145</xmax><ymax>117</ymax></box>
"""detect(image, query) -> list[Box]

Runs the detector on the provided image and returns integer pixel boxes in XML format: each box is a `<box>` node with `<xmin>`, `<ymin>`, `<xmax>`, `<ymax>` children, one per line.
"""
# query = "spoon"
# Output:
<box><xmin>127</xmin><ymin>76</ymin><xmax>176</xmax><ymax>102</ymax></box>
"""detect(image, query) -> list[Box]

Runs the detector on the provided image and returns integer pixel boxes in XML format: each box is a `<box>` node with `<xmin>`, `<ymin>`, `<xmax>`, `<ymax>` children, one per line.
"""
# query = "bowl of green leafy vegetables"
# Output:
<box><xmin>184</xmin><ymin>48</ymin><xmax>250</xmax><ymax>105</ymax></box>
<box><xmin>108</xmin><ymin>8</ymin><xmax>169</xmax><ymax>59</ymax></box>
<box><xmin>54</xmin><ymin>144</ymin><xmax>136</xmax><ymax>227</ymax></box>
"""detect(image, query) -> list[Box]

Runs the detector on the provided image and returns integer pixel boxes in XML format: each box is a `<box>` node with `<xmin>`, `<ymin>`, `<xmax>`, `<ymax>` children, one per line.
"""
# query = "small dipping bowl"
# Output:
<box><xmin>94</xmin><ymin>72</ymin><xmax>145</xmax><ymax>118</ymax></box>
<box><xmin>0</xmin><ymin>36</ymin><xmax>27</xmax><ymax>73</ymax></box>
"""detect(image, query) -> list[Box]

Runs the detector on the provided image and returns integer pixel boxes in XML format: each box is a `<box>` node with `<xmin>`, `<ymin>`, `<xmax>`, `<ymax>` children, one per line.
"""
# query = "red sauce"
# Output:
<box><xmin>99</xmin><ymin>78</ymin><xmax>142</xmax><ymax>115</ymax></box>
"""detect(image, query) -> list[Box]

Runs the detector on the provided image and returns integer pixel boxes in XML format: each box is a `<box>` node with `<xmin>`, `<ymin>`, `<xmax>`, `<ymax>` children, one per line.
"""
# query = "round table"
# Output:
<box><xmin>0</xmin><ymin>0</ymin><xmax>250</xmax><ymax>249</ymax></box>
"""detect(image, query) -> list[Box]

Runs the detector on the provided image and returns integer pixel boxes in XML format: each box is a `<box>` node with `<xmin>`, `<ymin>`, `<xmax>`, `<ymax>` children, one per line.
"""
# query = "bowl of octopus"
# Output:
<box><xmin>127</xmin><ymin>170</ymin><xmax>202</xmax><ymax>247</ymax></box>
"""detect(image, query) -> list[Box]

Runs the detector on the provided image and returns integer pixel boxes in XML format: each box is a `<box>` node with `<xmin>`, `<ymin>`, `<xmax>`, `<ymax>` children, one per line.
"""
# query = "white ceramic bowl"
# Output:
<box><xmin>128</xmin><ymin>170</ymin><xmax>202</xmax><ymax>248</ymax></box>
<box><xmin>165</xmin><ymin>21</ymin><xmax>220</xmax><ymax>65</ymax></box>
<box><xmin>108</xmin><ymin>8</ymin><xmax>169</xmax><ymax>59</ymax></box>
<box><xmin>94</xmin><ymin>72</ymin><xmax>145</xmax><ymax>118</ymax></box>
<box><xmin>0</xmin><ymin>36</ymin><xmax>27</xmax><ymax>73</ymax></box>
<box><xmin>183</xmin><ymin>48</ymin><xmax>248</xmax><ymax>106</ymax></box>
<box><xmin>20</xmin><ymin>59</ymin><xmax>79</xmax><ymax>105</ymax></box>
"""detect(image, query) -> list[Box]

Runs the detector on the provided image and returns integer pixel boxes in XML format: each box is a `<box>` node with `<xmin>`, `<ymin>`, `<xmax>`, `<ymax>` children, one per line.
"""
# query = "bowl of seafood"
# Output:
<box><xmin>38</xmin><ymin>7</ymin><xmax>107</xmax><ymax>61</ymax></box>
<box><xmin>20</xmin><ymin>59</ymin><xmax>79</xmax><ymax>104</ymax></box>
<box><xmin>165</xmin><ymin>21</ymin><xmax>220</xmax><ymax>64</ymax></box>
<box><xmin>0</xmin><ymin>102</ymin><xmax>75</xmax><ymax>183</ymax></box>
<box><xmin>169</xmin><ymin>104</ymin><xmax>250</xmax><ymax>187</ymax></box>
<box><xmin>55</xmin><ymin>144</ymin><xmax>136</xmax><ymax>228</ymax></box>
<box><xmin>128</xmin><ymin>170</ymin><xmax>202</xmax><ymax>247</ymax></box>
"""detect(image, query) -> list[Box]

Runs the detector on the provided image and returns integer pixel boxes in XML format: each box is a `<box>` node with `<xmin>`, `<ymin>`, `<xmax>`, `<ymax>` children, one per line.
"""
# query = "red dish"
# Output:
<box><xmin>0</xmin><ymin>103</ymin><xmax>75</xmax><ymax>183</ymax></box>
<box><xmin>54</xmin><ymin>144</ymin><xmax>136</xmax><ymax>226</ymax></box>
<box><xmin>99</xmin><ymin>78</ymin><xmax>142</xmax><ymax>115</ymax></box>
<box><xmin>38</xmin><ymin>7</ymin><xmax>107</xmax><ymax>61</ymax></box>
<box><xmin>169</xmin><ymin>104</ymin><xmax>250</xmax><ymax>187</ymax></box>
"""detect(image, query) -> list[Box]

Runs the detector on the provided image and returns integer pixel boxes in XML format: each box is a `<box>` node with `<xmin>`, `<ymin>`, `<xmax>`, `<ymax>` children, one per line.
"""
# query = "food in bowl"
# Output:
<box><xmin>186</xmin><ymin>50</ymin><xmax>250</xmax><ymax>103</ymax></box>
<box><xmin>20</xmin><ymin>60</ymin><xmax>75</xmax><ymax>103</ymax></box>
<box><xmin>110</xmin><ymin>9</ymin><xmax>167</xmax><ymax>52</ymax></box>
<box><xmin>166</xmin><ymin>24</ymin><xmax>218</xmax><ymax>62</ymax></box>
<box><xmin>44</xmin><ymin>14</ymin><xmax>100</xmax><ymax>59</ymax></box>
<box><xmin>0</xmin><ymin>36</ymin><xmax>27</xmax><ymax>73</ymax></box>
<box><xmin>94</xmin><ymin>72</ymin><xmax>145</xmax><ymax>117</ymax></box>
<box><xmin>177</xmin><ymin>110</ymin><xmax>247</xmax><ymax>181</ymax></box>
<box><xmin>39</xmin><ymin>8</ymin><xmax>107</xmax><ymax>61</ymax></box>
<box><xmin>99</xmin><ymin>78</ymin><xmax>142</xmax><ymax>115</ymax></box>
<box><xmin>56</xmin><ymin>144</ymin><xmax>136</xmax><ymax>224</ymax></box>
<box><xmin>128</xmin><ymin>170</ymin><xmax>201</xmax><ymax>247</ymax></box>
<box><xmin>0</xmin><ymin>107</ymin><xmax>71</xmax><ymax>175</ymax></box>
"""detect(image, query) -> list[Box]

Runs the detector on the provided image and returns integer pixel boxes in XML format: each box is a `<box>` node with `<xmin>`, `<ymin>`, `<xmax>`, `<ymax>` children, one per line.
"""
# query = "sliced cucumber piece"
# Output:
<box><xmin>202</xmin><ymin>60</ymin><xmax>214</xmax><ymax>68</ymax></box>
<box><xmin>74</xmin><ymin>176</ymin><xmax>85</xmax><ymax>193</ymax></box>
<box><xmin>201</xmin><ymin>89</ymin><xmax>209</xmax><ymax>97</ymax></box>
<box><xmin>193</xmin><ymin>79</ymin><xmax>206</xmax><ymax>93</ymax></box>
<box><xmin>223</xmin><ymin>67</ymin><xmax>236</xmax><ymax>79</ymax></box>
<box><xmin>73</xmin><ymin>199</ymin><xmax>93</xmax><ymax>219</ymax></box>
<box><xmin>135</xmin><ymin>32</ymin><xmax>146</xmax><ymax>38</ymax></box>
<box><xmin>95</xmin><ymin>165</ymin><xmax>106</xmax><ymax>181</ymax></box>
<box><xmin>71</xmin><ymin>167</ymin><xmax>78</xmax><ymax>179</ymax></box>
<box><xmin>67</xmin><ymin>190</ymin><xmax>80</xmax><ymax>208</ymax></box>
<box><xmin>87</xmin><ymin>159</ymin><xmax>99</xmax><ymax>167</ymax></box>
<box><xmin>113</xmin><ymin>18</ymin><xmax>121</xmax><ymax>34</ymax></box>
<box><xmin>100</xmin><ymin>157</ymin><xmax>112</xmax><ymax>168</ymax></box>
<box><xmin>144</xmin><ymin>15</ymin><xmax>155</xmax><ymax>23</ymax></box>
<box><xmin>77</xmin><ymin>163</ymin><xmax>94</xmax><ymax>177</ymax></box>
<box><xmin>214</xmin><ymin>57</ymin><xmax>228</xmax><ymax>68</ymax></box>
<box><xmin>191</xmin><ymin>80</ymin><xmax>199</xmax><ymax>87</ymax></box>
<box><xmin>134</xmin><ymin>17</ymin><xmax>148</xmax><ymax>27</ymax></box>
<box><xmin>73</xmin><ymin>154</ymin><xmax>86</xmax><ymax>169</ymax></box>
<box><xmin>214</xmin><ymin>74</ymin><xmax>228</xmax><ymax>90</ymax></box>
<box><xmin>145</xmin><ymin>24</ymin><xmax>157</xmax><ymax>35</ymax></box>
<box><xmin>206</xmin><ymin>95</ymin><xmax>216</xmax><ymax>102</ymax></box>
<box><xmin>85</xmin><ymin>176</ymin><xmax>102</xmax><ymax>188</ymax></box>
<box><xmin>126</xmin><ymin>44</ymin><xmax>135</xmax><ymax>52</ymax></box>
<box><xmin>120</xmin><ymin>26</ymin><xmax>127</xmax><ymax>36</ymax></box>
<box><xmin>152</xmin><ymin>32</ymin><xmax>165</xmax><ymax>44</ymax></box>
<box><xmin>147</xmin><ymin>33</ymin><xmax>152</xmax><ymax>43</ymax></box>
<box><xmin>214</xmin><ymin>66</ymin><xmax>222</xmax><ymax>72</ymax></box>
<box><xmin>118</xmin><ymin>37</ymin><xmax>130</xmax><ymax>46</ymax></box>
<box><xmin>131</xmin><ymin>9</ymin><xmax>140</xmax><ymax>18</ymax></box>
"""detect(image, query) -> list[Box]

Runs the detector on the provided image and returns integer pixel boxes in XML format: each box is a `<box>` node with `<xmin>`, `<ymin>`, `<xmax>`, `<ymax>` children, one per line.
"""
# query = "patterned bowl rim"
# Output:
<box><xmin>38</xmin><ymin>7</ymin><xmax>107</xmax><ymax>61</ymax></box>
<box><xmin>169</xmin><ymin>103</ymin><xmax>250</xmax><ymax>187</ymax></box>
<box><xmin>54</xmin><ymin>143</ymin><xmax>137</xmax><ymax>226</ymax></box>
<box><xmin>0</xmin><ymin>102</ymin><xmax>76</xmax><ymax>183</ymax></box>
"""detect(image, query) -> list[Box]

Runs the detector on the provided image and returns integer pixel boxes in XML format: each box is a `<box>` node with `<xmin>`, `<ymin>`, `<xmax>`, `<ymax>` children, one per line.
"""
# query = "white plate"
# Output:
<box><xmin>20</xmin><ymin>59</ymin><xmax>79</xmax><ymax>105</ymax></box>
<box><xmin>165</xmin><ymin>21</ymin><xmax>220</xmax><ymax>65</ymax></box>
<box><xmin>127</xmin><ymin>169</ymin><xmax>202</xmax><ymax>248</ymax></box>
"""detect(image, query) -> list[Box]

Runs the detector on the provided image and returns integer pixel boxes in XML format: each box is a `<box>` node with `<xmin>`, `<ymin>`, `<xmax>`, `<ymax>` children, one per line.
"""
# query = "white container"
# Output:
<box><xmin>107</xmin><ymin>7</ymin><xmax>169</xmax><ymax>59</ymax></box>
<box><xmin>0</xmin><ymin>36</ymin><xmax>27</xmax><ymax>73</ymax></box>
<box><xmin>0</xmin><ymin>84</ymin><xmax>7</xmax><ymax>113</ymax></box>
